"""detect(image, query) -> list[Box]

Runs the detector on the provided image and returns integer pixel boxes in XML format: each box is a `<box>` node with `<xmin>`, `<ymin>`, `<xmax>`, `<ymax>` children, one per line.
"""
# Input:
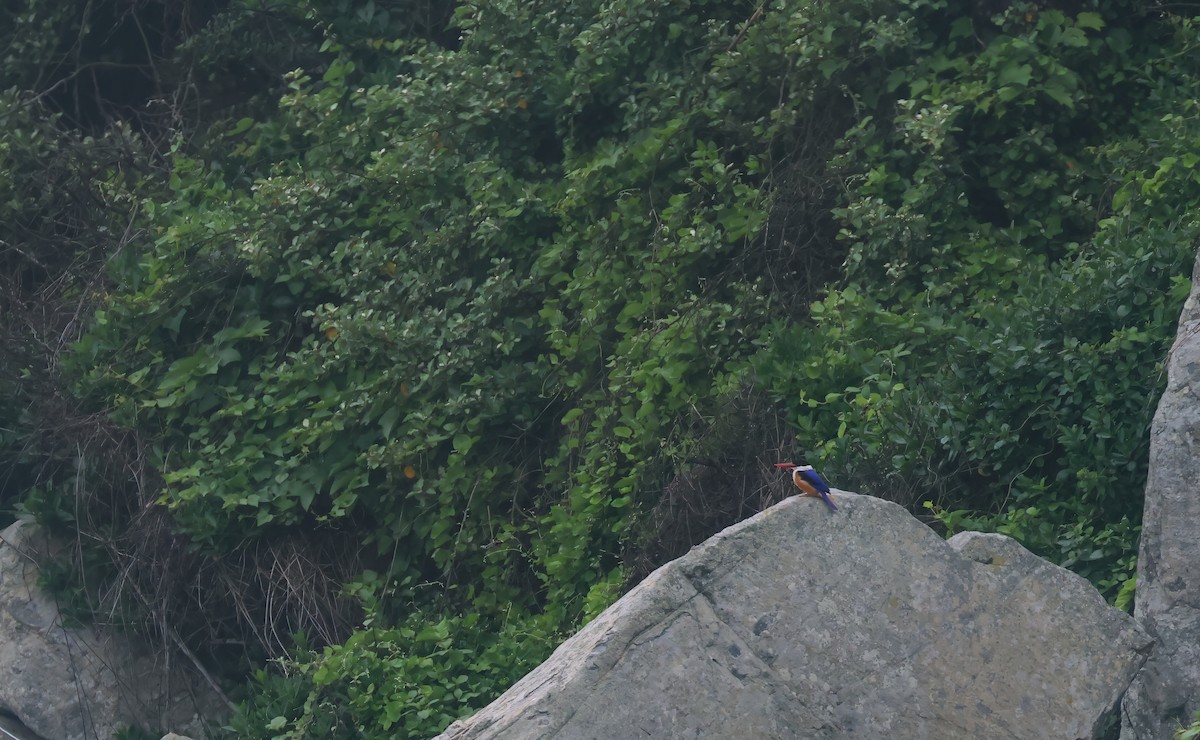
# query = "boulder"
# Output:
<box><xmin>441</xmin><ymin>492</ymin><xmax>1149</xmax><ymax>739</ymax></box>
<box><xmin>1122</xmin><ymin>250</ymin><xmax>1200</xmax><ymax>739</ymax></box>
<box><xmin>0</xmin><ymin>520</ymin><xmax>222</xmax><ymax>740</ymax></box>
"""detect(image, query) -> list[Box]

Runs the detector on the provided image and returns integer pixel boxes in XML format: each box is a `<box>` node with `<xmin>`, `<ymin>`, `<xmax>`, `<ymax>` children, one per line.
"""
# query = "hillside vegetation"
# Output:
<box><xmin>3</xmin><ymin>0</ymin><xmax>1200</xmax><ymax>736</ymax></box>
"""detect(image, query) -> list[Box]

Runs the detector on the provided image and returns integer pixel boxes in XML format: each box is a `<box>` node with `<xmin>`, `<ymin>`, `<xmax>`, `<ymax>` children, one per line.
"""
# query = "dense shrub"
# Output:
<box><xmin>755</xmin><ymin>11</ymin><xmax>1200</xmax><ymax>601</ymax></box>
<box><xmin>225</xmin><ymin>610</ymin><xmax>553</xmax><ymax>739</ymax></box>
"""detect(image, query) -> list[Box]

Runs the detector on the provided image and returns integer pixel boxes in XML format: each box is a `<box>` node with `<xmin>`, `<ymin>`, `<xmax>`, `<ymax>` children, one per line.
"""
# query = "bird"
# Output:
<box><xmin>774</xmin><ymin>462</ymin><xmax>838</xmax><ymax>511</ymax></box>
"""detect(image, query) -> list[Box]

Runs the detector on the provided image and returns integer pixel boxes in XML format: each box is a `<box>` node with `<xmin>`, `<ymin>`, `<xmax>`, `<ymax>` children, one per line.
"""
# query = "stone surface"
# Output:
<box><xmin>440</xmin><ymin>492</ymin><xmax>1150</xmax><ymax>740</ymax></box>
<box><xmin>1122</xmin><ymin>250</ymin><xmax>1200</xmax><ymax>739</ymax></box>
<box><xmin>0</xmin><ymin>711</ymin><xmax>42</xmax><ymax>740</ymax></box>
<box><xmin>0</xmin><ymin>520</ymin><xmax>222</xmax><ymax>740</ymax></box>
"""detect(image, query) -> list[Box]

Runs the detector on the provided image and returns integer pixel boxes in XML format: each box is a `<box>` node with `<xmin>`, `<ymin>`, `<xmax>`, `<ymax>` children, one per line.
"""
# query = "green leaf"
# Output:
<box><xmin>453</xmin><ymin>433</ymin><xmax>475</xmax><ymax>453</ymax></box>
<box><xmin>231</xmin><ymin>117</ymin><xmax>256</xmax><ymax>136</ymax></box>
<box><xmin>1075</xmin><ymin>12</ymin><xmax>1104</xmax><ymax>31</ymax></box>
<box><xmin>997</xmin><ymin>63</ymin><xmax>1033</xmax><ymax>87</ymax></box>
<box><xmin>298</xmin><ymin>484</ymin><xmax>316</xmax><ymax>511</ymax></box>
<box><xmin>379</xmin><ymin>406</ymin><xmax>401</xmax><ymax>437</ymax></box>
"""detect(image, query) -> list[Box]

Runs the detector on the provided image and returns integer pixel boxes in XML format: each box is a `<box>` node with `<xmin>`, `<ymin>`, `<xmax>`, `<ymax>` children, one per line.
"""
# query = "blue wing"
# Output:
<box><xmin>798</xmin><ymin>467</ymin><xmax>831</xmax><ymax>494</ymax></box>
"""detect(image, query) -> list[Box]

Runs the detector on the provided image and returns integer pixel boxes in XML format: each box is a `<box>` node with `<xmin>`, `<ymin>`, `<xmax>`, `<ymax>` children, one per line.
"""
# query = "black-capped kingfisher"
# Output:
<box><xmin>774</xmin><ymin>462</ymin><xmax>837</xmax><ymax>511</ymax></box>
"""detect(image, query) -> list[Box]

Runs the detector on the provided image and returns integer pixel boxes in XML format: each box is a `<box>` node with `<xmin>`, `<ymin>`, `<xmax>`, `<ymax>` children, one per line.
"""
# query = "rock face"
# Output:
<box><xmin>0</xmin><ymin>520</ymin><xmax>221</xmax><ymax>740</ymax></box>
<box><xmin>440</xmin><ymin>493</ymin><xmax>1150</xmax><ymax>740</ymax></box>
<box><xmin>1122</xmin><ymin>251</ymin><xmax>1200</xmax><ymax>739</ymax></box>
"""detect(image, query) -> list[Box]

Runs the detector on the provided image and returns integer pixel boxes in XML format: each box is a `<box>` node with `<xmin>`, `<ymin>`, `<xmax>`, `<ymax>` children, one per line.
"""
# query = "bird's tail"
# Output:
<box><xmin>819</xmin><ymin>490</ymin><xmax>838</xmax><ymax>512</ymax></box>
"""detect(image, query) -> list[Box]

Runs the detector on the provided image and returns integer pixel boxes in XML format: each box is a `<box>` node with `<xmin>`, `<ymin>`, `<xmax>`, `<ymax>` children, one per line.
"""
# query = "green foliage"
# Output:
<box><xmin>836</xmin><ymin>1</ymin><xmax>1157</xmax><ymax>301</ymax></box>
<box><xmin>73</xmin><ymin>0</ymin><xmax>913</xmax><ymax>626</ymax></box>
<box><xmin>0</xmin><ymin>0</ymin><xmax>455</xmax><ymax>635</ymax></box>
<box><xmin>756</xmin><ymin>8</ymin><xmax>1200</xmax><ymax>600</ymax></box>
<box><xmin>225</xmin><ymin>612</ymin><xmax>554</xmax><ymax>739</ymax></box>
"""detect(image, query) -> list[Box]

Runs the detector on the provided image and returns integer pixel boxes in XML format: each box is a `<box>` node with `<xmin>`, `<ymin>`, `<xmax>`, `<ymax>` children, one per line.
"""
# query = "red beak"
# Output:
<box><xmin>774</xmin><ymin>462</ymin><xmax>797</xmax><ymax>469</ymax></box>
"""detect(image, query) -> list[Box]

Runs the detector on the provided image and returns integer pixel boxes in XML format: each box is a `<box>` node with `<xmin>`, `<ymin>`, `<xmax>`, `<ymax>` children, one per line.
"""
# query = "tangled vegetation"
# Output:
<box><xmin>4</xmin><ymin>0</ymin><xmax>1200</xmax><ymax>736</ymax></box>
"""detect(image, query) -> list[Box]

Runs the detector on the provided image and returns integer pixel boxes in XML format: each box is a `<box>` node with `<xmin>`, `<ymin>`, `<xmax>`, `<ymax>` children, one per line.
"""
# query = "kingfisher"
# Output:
<box><xmin>774</xmin><ymin>462</ymin><xmax>838</xmax><ymax>511</ymax></box>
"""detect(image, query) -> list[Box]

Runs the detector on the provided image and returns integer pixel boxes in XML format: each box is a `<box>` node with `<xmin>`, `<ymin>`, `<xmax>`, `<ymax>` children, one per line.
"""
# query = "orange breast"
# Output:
<box><xmin>793</xmin><ymin>472</ymin><xmax>818</xmax><ymax>497</ymax></box>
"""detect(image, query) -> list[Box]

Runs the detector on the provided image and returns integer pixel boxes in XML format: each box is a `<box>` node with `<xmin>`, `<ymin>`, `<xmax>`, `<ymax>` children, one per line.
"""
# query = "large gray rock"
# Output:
<box><xmin>0</xmin><ymin>520</ymin><xmax>222</xmax><ymax>740</ymax></box>
<box><xmin>441</xmin><ymin>493</ymin><xmax>1149</xmax><ymax>739</ymax></box>
<box><xmin>1122</xmin><ymin>251</ymin><xmax>1200</xmax><ymax>739</ymax></box>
